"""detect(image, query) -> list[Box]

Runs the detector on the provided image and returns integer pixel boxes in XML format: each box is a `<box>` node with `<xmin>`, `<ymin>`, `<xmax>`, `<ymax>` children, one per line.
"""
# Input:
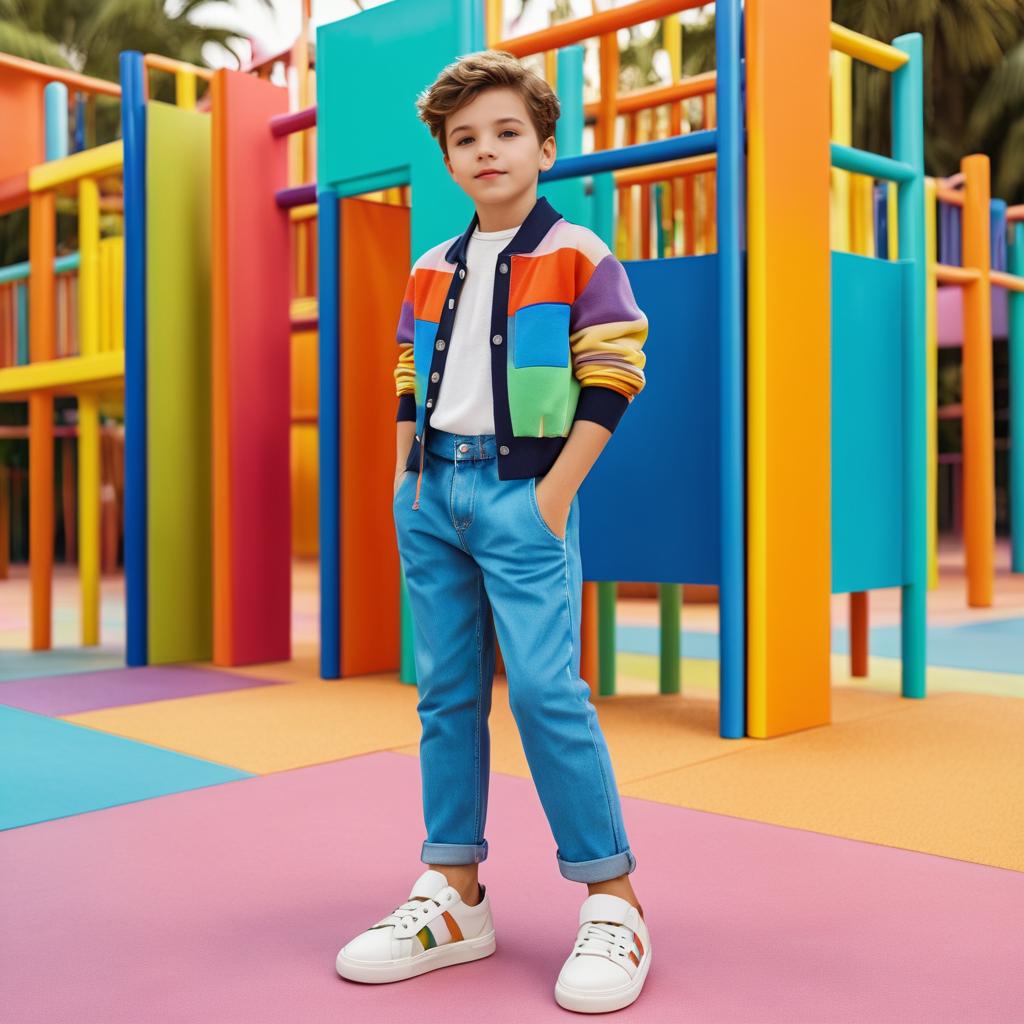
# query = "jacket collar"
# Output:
<box><xmin>445</xmin><ymin>195</ymin><xmax>562</xmax><ymax>265</ymax></box>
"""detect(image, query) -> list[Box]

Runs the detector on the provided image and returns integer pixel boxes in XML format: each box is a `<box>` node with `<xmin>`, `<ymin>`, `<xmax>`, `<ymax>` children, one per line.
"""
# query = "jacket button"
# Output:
<box><xmin>499</xmin><ymin>445</ymin><xmax>509</xmax><ymax>455</ymax></box>
<box><xmin>448</xmin><ymin>299</ymin><xmax>454</xmax><ymax>309</ymax></box>
<box><xmin>415</xmin><ymin>435</ymin><xmax>420</xmax><ymax>442</ymax></box>
<box><xmin>426</xmin><ymin>399</ymin><xmax>433</xmax><ymax>408</ymax></box>
<box><xmin>492</xmin><ymin>334</ymin><xmax>503</xmax><ymax>345</ymax></box>
<box><xmin>498</xmin><ymin>263</ymin><xmax>508</xmax><ymax>274</ymax></box>
<box><xmin>459</xmin><ymin>268</ymin><xmax>466</xmax><ymax>279</ymax></box>
<box><xmin>435</xmin><ymin>339</ymin><xmax>446</xmax><ymax>350</ymax></box>
<box><xmin>431</xmin><ymin>371</ymin><xmax>440</xmax><ymax>382</ymax></box>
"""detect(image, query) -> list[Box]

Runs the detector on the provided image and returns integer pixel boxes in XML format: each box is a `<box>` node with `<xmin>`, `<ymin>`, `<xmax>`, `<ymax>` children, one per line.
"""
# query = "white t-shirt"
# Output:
<box><xmin>429</xmin><ymin>222</ymin><xmax>521</xmax><ymax>435</ymax></box>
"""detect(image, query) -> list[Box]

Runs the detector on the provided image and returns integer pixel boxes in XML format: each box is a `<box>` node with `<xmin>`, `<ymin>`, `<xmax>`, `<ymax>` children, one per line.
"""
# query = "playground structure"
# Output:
<box><xmin>311</xmin><ymin>0</ymin><xmax>927</xmax><ymax>739</ymax></box>
<box><xmin>11</xmin><ymin>0</ymin><xmax>1024</xmax><ymax>739</ymax></box>
<box><xmin>0</xmin><ymin>55</ymin><xmax>126</xmax><ymax>651</ymax></box>
<box><xmin>926</xmin><ymin>161</ymin><xmax>1024</xmax><ymax>596</ymax></box>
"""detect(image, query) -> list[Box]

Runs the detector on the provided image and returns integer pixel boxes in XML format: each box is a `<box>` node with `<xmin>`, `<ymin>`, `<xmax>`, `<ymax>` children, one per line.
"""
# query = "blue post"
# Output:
<box><xmin>717</xmin><ymin>0</ymin><xmax>745</xmax><ymax>738</ymax></box>
<box><xmin>74</xmin><ymin>92</ymin><xmax>86</xmax><ymax>152</ymax></box>
<box><xmin>44</xmin><ymin>82</ymin><xmax>68</xmax><ymax>160</ymax></box>
<box><xmin>1010</xmin><ymin>222</ymin><xmax>1024</xmax><ymax>573</ymax></box>
<box><xmin>318</xmin><ymin>189</ymin><xmax>341</xmax><ymax>679</ymax></box>
<box><xmin>893</xmin><ymin>33</ymin><xmax>927</xmax><ymax>699</ymax></box>
<box><xmin>120</xmin><ymin>51</ymin><xmax>148</xmax><ymax>667</ymax></box>
<box><xmin>991</xmin><ymin>199</ymin><xmax>1007</xmax><ymax>271</ymax></box>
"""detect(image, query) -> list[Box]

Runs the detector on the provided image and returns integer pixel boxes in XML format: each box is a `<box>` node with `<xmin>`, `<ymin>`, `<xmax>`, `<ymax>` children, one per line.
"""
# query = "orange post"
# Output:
<box><xmin>961</xmin><ymin>154</ymin><xmax>994</xmax><ymax>606</ymax></box>
<box><xmin>29</xmin><ymin>190</ymin><xmax>55</xmax><ymax>650</ymax></box>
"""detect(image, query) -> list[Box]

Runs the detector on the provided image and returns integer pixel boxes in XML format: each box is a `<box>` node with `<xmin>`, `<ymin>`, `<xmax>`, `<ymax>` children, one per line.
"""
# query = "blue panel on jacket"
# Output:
<box><xmin>510</xmin><ymin>302</ymin><xmax>570</xmax><ymax>368</ymax></box>
<box><xmin>831</xmin><ymin>251</ymin><xmax>907</xmax><ymax>593</ymax></box>
<box><xmin>578</xmin><ymin>254</ymin><xmax>721</xmax><ymax>584</ymax></box>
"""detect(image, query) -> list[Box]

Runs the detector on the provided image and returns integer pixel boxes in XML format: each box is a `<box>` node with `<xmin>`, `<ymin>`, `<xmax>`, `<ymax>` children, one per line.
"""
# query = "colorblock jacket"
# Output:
<box><xmin>394</xmin><ymin>196</ymin><xmax>648</xmax><ymax>508</ymax></box>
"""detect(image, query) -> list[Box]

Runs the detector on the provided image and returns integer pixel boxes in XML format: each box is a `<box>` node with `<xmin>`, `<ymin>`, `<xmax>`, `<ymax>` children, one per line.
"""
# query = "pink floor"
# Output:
<box><xmin>2</xmin><ymin>751</ymin><xmax>1022</xmax><ymax>1023</ymax></box>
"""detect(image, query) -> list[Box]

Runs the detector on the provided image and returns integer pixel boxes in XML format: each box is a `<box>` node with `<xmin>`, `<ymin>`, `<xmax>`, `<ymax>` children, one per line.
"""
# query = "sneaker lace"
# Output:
<box><xmin>577</xmin><ymin>920</ymin><xmax>630</xmax><ymax>959</ymax></box>
<box><xmin>376</xmin><ymin>896</ymin><xmax>438</xmax><ymax>931</ymax></box>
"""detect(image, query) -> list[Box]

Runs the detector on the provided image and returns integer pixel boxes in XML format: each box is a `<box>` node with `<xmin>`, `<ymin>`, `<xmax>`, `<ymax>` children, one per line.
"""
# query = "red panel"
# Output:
<box><xmin>212</xmin><ymin>69</ymin><xmax>291</xmax><ymax>666</ymax></box>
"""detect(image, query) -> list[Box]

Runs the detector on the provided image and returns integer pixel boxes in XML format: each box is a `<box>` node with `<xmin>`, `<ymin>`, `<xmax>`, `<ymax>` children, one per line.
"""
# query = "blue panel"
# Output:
<box><xmin>120</xmin><ymin>51</ymin><xmax>148</xmax><ymax>667</ymax></box>
<box><xmin>511</xmin><ymin>303</ymin><xmax>569</xmax><ymax>368</ymax></box>
<box><xmin>831</xmin><ymin>251</ymin><xmax>907</xmax><ymax>592</ymax></box>
<box><xmin>317</xmin><ymin>190</ymin><xmax>340</xmax><ymax>679</ymax></box>
<box><xmin>0</xmin><ymin>706</ymin><xmax>252</xmax><ymax>830</ymax></box>
<box><xmin>413</xmin><ymin>318</ymin><xmax>438</xmax><ymax>385</ymax></box>
<box><xmin>579</xmin><ymin>255</ymin><xmax>720</xmax><ymax>584</ymax></box>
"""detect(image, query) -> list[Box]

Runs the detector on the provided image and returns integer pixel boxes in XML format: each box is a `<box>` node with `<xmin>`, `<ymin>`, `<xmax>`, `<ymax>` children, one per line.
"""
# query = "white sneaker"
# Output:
<box><xmin>554</xmin><ymin>893</ymin><xmax>652</xmax><ymax>1013</ymax></box>
<box><xmin>336</xmin><ymin>868</ymin><xmax>496</xmax><ymax>983</ymax></box>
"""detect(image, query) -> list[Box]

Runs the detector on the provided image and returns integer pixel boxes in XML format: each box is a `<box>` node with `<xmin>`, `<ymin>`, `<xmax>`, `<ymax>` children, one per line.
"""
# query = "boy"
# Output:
<box><xmin>336</xmin><ymin>51</ymin><xmax>651</xmax><ymax>1014</ymax></box>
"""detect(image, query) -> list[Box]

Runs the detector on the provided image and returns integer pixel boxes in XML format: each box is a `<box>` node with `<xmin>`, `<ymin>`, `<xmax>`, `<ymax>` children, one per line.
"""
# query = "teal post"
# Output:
<box><xmin>893</xmin><ymin>33</ymin><xmax>927</xmax><ymax>698</ymax></box>
<box><xmin>587</xmin><ymin>160</ymin><xmax>618</xmax><ymax>696</ymax></box>
<box><xmin>44</xmin><ymin>82</ymin><xmax>68</xmax><ymax>161</ymax></box>
<box><xmin>1010</xmin><ymin>222</ymin><xmax>1024</xmax><ymax>573</ymax></box>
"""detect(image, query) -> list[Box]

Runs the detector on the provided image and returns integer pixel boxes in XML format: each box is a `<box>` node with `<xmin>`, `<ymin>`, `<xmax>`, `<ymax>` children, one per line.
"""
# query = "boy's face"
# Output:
<box><xmin>443</xmin><ymin>87</ymin><xmax>556</xmax><ymax>212</ymax></box>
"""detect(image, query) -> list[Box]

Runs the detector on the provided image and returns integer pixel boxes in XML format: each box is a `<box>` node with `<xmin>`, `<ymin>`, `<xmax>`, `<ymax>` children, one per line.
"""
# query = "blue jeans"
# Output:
<box><xmin>393</xmin><ymin>427</ymin><xmax>637</xmax><ymax>884</ymax></box>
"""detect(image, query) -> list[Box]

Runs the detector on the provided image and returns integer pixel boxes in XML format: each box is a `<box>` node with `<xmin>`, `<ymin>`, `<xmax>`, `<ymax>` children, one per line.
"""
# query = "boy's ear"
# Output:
<box><xmin>442</xmin><ymin>152</ymin><xmax>455</xmax><ymax>178</ymax></box>
<box><xmin>539</xmin><ymin>135</ymin><xmax>556</xmax><ymax>171</ymax></box>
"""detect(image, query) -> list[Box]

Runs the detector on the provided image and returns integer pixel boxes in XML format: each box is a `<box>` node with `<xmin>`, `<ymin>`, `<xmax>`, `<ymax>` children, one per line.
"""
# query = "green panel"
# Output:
<box><xmin>317</xmin><ymin>0</ymin><xmax>483</xmax><ymax>255</ymax></box>
<box><xmin>506</xmin><ymin>364</ymin><xmax>579</xmax><ymax>437</ymax></box>
<box><xmin>146</xmin><ymin>101</ymin><xmax>212</xmax><ymax>663</ymax></box>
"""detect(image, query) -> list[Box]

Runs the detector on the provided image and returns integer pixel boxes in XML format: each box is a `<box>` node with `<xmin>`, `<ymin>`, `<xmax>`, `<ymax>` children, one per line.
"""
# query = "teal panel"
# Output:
<box><xmin>831</xmin><ymin>251</ymin><xmax>907</xmax><ymax>593</ymax></box>
<box><xmin>317</xmin><ymin>0</ymin><xmax>483</xmax><ymax>256</ymax></box>
<box><xmin>0</xmin><ymin>705</ymin><xmax>251</xmax><ymax>830</ymax></box>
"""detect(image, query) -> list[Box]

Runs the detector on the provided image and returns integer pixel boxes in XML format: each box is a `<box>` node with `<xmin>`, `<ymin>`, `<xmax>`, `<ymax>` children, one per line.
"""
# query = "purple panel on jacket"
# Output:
<box><xmin>570</xmin><ymin>255</ymin><xmax>643</xmax><ymax>333</ymax></box>
<box><xmin>396</xmin><ymin>300</ymin><xmax>414</xmax><ymax>343</ymax></box>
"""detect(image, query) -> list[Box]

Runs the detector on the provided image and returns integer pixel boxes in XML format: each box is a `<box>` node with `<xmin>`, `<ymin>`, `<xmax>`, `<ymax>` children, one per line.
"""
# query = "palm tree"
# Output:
<box><xmin>0</xmin><ymin>0</ymin><xmax>272</xmax><ymax>265</ymax></box>
<box><xmin>833</xmin><ymin>0</ymin><xmax>1024</xmax><ymax>202</ymax></box>
<box><xmin>0</xmin><ymin>0</ymin><xmax>264</xmax><ymax>81</ymax></box>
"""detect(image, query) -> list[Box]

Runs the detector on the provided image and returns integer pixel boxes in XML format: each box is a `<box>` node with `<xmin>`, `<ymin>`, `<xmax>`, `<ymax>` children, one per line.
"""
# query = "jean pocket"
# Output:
<box><xmin>528</xmin><ymin>476</ymin><xmax>566</xmax><ymax>544</ymax></box>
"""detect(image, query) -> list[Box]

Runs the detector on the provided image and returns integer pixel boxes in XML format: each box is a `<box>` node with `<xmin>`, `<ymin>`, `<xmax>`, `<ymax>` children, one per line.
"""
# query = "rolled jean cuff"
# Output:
<box><xmin>422</xmin><ymin>839</ymin><xmax>489</xmax><ymax>865</ymax></box>
<box><xmin>557</xmin><ymin>848</ymin><xmax>637</xmax><ymax>883</ymax></box>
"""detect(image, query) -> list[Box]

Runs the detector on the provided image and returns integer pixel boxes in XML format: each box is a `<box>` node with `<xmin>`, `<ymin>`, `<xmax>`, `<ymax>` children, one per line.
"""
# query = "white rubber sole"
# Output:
<box><xmin>336</xmin><ymin>929</ymin><xmax>496</xmax><ymax>984</ymax></box>
<box><xmin>553</xmin><ymin>948</ymin><xmax>652</xmax><ymax>1014</ymax></box>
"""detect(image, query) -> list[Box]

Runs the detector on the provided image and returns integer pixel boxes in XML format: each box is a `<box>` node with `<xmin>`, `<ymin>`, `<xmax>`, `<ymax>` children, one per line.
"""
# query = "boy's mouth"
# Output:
<box><xmin>475</xmin><ymin>169</ymin><xmax>505</xmax><ymax>179</ymax></box>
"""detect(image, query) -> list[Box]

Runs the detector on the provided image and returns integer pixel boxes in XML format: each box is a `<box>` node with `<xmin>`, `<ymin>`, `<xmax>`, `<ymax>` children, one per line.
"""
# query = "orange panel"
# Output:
<box><xmin>0</xmin><ymin>70</ymin><xmax>45</xmax><ymax>181</ymax></box>
<box><xmin>746</xmin><ymin>0</ymin><xmax>832</xmax><ymax>736</ymax></box>
<box><xmin>339</xmin><ymin>198</ymin><xmax>410</xmax><ymax>676</ymax></box>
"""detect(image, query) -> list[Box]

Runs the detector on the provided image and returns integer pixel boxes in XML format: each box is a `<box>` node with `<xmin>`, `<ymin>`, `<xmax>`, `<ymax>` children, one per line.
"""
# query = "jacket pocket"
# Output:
<box><xmin>510</xmin><ymin>302</ymin><xmax>570</xmax><ymax>368</ymax></box>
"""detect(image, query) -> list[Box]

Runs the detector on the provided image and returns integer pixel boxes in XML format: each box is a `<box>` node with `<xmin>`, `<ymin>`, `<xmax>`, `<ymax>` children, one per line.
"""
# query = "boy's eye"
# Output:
<box><xmin>456</xmin><ymin>131</ymin><xmax>520</xmax><ymax>145</ymax></box>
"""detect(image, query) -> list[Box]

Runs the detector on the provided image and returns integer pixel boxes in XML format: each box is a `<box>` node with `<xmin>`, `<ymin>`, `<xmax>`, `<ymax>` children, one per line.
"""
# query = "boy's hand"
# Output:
<box><xmin>534</xmin><ymin>474</ymin><xmax>574</xmax><ymax>540</ymax></box>
<box><xmin>394</xmin><ymin>469</ymin><xmax>413</xmax><ymax>499</ymax></box>
<box><xmin>531</xmin><ymin>419</ymin><xmax>614</xmax><ymax>540</ymax></box>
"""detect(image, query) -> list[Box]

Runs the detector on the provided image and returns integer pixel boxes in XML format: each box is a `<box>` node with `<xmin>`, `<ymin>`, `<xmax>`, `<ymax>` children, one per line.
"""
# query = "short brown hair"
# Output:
<box><xmin>416</xmin><ymin>50</ymin><xmax>560</xmax><ymax>156</ymax></box>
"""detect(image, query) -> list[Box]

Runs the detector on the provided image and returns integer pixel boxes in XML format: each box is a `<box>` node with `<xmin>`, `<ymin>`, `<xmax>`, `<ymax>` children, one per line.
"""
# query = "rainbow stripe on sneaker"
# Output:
<box><xmin>415</xmin><ymin>910</ymin><xmax>464</xmax><ymax>952</ymax></box>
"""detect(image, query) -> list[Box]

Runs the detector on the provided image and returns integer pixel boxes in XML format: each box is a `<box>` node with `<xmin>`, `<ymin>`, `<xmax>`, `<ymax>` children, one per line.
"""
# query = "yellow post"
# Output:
<box><xmin>924</xmin><ymin>177</ymin><xmax>938</xmax><ymax>588</ymax></box>
<box><xmin>78</xmin><ymin>176</ymin><xmax>101</xmax><ymax>645</ymax></box>
<box><xmin>886</xmin><ymin>181</ymin><xmax>898</xmax><ymax>259</ymax></box>
<box><xmin>829</xmin><ymin>50</ymin><xmax>851</xmax><ymax>252</ymax></box>
<box><xmin>175</xmin><ymin>69</ymin><xmax>197</xmax><ymax>110</ymax></box>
